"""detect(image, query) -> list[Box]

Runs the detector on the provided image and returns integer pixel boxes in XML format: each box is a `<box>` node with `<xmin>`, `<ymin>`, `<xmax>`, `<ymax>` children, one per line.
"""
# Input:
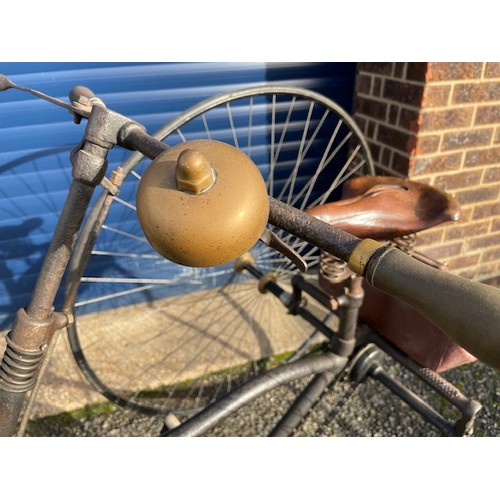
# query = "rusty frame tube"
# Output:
<box><xmin>164</xmin><ymin>353</ymin><xmax>348</xmax><ymax>437</ymax></box>
<box><xmin>0</xmin><ymin>101</ymin><xmax>153</xmax><ymax>436</ymax></box>
<box><xmin>0</xmin><ymin>180</ymin><xmax>96</xmax><ymax>436</ymax></box>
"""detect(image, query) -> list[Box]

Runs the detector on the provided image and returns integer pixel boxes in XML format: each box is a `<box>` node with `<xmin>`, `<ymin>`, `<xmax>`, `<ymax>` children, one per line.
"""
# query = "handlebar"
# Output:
<box><xmin>121</xmin><ymin>119</ymin><xmax>500</xmax><ymax>372</ymax></box>
<box><xmin>269</xmin><ymin>198</ymin><xmax>500</xmax><ymax>371</ymax></box>
<box><xmin>63</xmin><ymin>91</ymin><xmax>500</xmax><ymax>372</ymax></box>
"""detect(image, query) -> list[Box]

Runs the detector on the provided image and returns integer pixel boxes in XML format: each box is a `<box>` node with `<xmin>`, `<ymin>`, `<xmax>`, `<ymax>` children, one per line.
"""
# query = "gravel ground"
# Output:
<box><xmin>25</xmin><ymin>350</ymin><xmax>499</xmax><ymax>437</ymax></box>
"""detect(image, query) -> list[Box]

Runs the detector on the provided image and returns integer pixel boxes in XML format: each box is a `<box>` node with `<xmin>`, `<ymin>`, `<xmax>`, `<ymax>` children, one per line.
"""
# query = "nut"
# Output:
<box><xmin>176</xmin><ymin>149</ymin><xmax>216</xmax><ymax>195</ymax></box>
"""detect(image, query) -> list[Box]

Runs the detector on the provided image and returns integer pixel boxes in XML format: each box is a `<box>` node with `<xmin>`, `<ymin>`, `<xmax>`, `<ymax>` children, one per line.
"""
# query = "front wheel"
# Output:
<box><xmin>64</xmin><ymin>86</ymin><xmax>375</xmax><ymax>416</ymax></box>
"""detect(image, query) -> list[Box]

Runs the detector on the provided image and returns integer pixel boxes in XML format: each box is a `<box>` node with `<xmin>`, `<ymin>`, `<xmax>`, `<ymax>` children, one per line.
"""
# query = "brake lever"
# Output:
<box><xmin>259</xmin><ymin>228</ymin><xmax>308</xmax><ymax>272</ymax></box>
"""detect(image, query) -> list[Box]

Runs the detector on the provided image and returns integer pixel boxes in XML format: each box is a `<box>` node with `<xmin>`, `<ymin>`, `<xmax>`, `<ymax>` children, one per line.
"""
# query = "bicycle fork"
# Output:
<box><xmin>0</xmin><ymin>149</ymin><xmax>114</xmax><ymax>435</ymax></box>
<box><xmin>0</xmin><ymin>98</ymin><xmax>150</xmax><ymax>436</ymax></box>
<box><xmin>0</xmin><ymin>181</ymin><xmax>100</xmax><ymax>436</ymax></box>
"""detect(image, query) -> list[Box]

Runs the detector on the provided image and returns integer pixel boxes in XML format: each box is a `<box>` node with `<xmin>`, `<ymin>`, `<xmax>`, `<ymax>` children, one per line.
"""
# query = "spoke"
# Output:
<box><xmin>114</xmin><ymin>196</ymin><xmax>137</xmax><ymax>212</ymax></box>
<box><xmin>296</xmin><ymin>117</ymin><xmax>342</xmax><ymax>211</ymax></box>
<box><xmin>130</xmin><ymin>170</ymin><xmax>141</xmax><ymax>180</ymax></box>
<box><xmin>91</xmin><ymin>250</ymin><xmax>163</xmax><ymax>259</ymax></box>
<box><xmin>176</xmin><ymin>288</ymin><xmax>264</xmax><ymax>407</ymax></box>
<box><xmin>266</xmin><ymin>95</ymin><xmax>299</xmax><ymax>197</ymax></box>
<box><xmin>250</xmin><ymin>245</ymin><xmax>289</xmax><ymax>264</ymax></box>
<box><xmin>323</xmin><ymin>131</ymin><xmax>355</xmax><ymax>170</ymax></box>
<box><xmin>96</xmin><ymin>289</ymin><xmax>226</xmax><ymax>397</ymax></box>
<box><xmin>315</xmin><ymin>160</ymin><xmax>366</xmax><ymax>208</ymax></box>
<box><xmin>267</xmin><ymin>94</ymin><xmax>277</xmax><ymax>197</ymax></box>
<box><xmin>176</xmin><ymin>128</ymin><xmax>188</xmax><ymax>143</ymax></box>
<box><xmin>271</xmin><ymin>95</ymin><xmax>297</xmax><ymax>167</ymax></box>
<box><xmin>201</xmin><ymin>114</ymin><xmax>211</xmax><ymax>140</ymax></box>
<box><xmin>101</xmin><ymin>224</ymin><xmax>149</xmax><ymax>243</ymax></box>
<box><xmin>291</xmin><ymin>130</ymin><xmax>355</xmax><ymax>209</ymax></box>
<box><xmin>226</xmin><ymin>102</ymin><xmax>239</xmax><ymax>149</ymax></box>
<box><xmin>278</xmin><ymin>107</ymin><xmax>331</xmax><ymax>204</ymax></box>
<box><xmin>253</xmin><ymin>256</ymin><xmax>295</xmax><ymax>266</ymax></box>
<box><xmin>80</xmin><ymin>277</ymin><xmax>202</xmax><ymax>284</ymax></box>
<box><xmin>114</xmin><ymin>287</ymin><xmax>225</xmax><ymax>360</ymax></box>
<box><xmin>247</xmin><ymin>97</ymin><xmax>253</xmax><ymax>157</ymax></box>
<box><xmin>300</xmin><ymin>108</ymin><xmax>330</xmax><ymax>158</ymax></box>
<box><xmin>283</xmin><ymin>100</ymin><xmax>315</xmax><ymax>205</ymax></box>
<box><xmin>81</xmin><ymin>267</ymin><xmax>233</xmax><ymax>286</ymax></box>
<box><xmin>132</xmin><ymin>283</ymin><xmax>264</xmax><ymax>399</ymax></box>
<box><xmin>290</xmin><ymin>120</ymin><xmax>344</xmax><ymax>209</ymax></box>
<box><xmin>74</xmin><ymin>284</ymin><xmax>156</xmax><ymax>308</ymax></box>
<box><xmin>309</xmin><ymin>146</ymin><xmax>364</xmax><ymax>208</ymax></box>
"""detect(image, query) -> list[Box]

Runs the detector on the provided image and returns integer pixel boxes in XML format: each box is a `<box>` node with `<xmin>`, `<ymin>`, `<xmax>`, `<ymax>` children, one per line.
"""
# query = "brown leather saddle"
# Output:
<box><xmin>305</xmin><ymin>175</ymin><xmax>461</xmax><ymax>241</ymax></box>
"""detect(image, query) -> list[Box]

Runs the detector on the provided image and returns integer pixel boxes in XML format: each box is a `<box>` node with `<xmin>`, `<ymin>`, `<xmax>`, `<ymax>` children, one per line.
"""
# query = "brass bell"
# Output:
<box><xmin>136</xmin><ymin>140</ymin><xmax>269</xmax><ymax>267</ymax></box>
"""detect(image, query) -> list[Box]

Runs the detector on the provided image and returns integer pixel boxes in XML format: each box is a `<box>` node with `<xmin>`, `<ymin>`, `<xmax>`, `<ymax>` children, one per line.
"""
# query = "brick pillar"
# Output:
<box><xmin>353</xmin><ymin>62</ymin><xmax>500</xmax><ymax>284</ymax></box>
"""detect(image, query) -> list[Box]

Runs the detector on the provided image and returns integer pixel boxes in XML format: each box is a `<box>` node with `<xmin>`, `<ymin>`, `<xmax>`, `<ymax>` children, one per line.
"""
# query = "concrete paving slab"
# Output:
<box><xmin>1</xmin><ymin>281</ymin><xmax>329</xmax><ymax>419</ymax></box>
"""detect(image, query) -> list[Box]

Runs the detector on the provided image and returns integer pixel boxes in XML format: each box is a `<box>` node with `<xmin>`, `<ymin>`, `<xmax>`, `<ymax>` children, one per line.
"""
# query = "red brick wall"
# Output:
<box><xmin>353</xmin><ymin>62</ymin><xmax>500</xmax><ymax>284</ymax></box>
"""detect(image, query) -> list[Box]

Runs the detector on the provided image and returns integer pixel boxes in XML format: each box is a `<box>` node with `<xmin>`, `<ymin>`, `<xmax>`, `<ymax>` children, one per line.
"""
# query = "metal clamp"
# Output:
<box><xmin>70</xmin><ymin>106</ymin><xmax>146</xmax><ymax>186</ymax></box>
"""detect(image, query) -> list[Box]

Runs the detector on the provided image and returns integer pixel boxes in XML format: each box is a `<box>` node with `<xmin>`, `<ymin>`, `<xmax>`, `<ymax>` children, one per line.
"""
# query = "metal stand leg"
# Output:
<box><xmin>270</xmin><ymin>370</ymin><xmax>339</xmax><ymax>436</ymax></box>
<box><xmin>349</xmin><ymin>343</ymin><xmax>482</xmax><ymax>436</ymax></box>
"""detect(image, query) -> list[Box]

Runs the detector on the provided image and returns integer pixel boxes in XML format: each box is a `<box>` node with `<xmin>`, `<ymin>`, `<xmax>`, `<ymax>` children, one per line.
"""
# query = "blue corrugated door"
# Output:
<box><xmin>0</xmin><ymin>62</ymin><xmax>356</xmax><ymax>327</ymax></box>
